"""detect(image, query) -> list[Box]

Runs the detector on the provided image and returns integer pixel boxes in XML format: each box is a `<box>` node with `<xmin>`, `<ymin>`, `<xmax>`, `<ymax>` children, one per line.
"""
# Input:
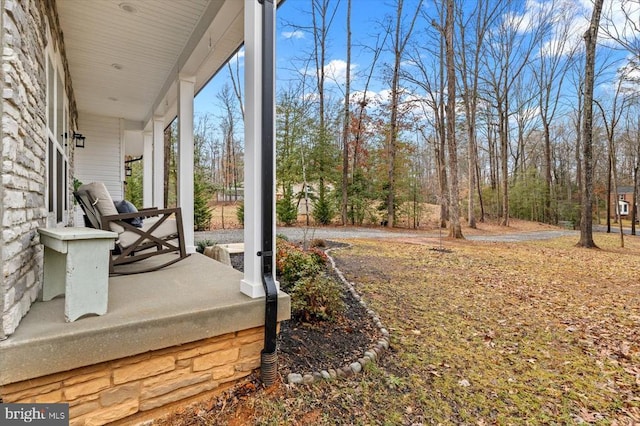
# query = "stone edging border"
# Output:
<box><xmin>286</xmin><ymin>243</ymin><xmax>391</xmax><ymax>385</ymax></box>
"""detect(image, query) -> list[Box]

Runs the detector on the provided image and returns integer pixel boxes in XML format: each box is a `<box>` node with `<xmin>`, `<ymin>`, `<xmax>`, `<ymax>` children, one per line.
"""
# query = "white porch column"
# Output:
<box><xmin>177</xmin><ymin>75</ymin><xmax>196</xmax><ymax>254</ymax></box>
<box><xmin>152</xmin><ymin>116</ymin><xmax>165</xmax><ymax>209</ymax></box>
<box><xmin>241</xmin><ymin>0</ymin><xmax>274</xmax><ymax>298</ymax></box>
<box><xmin>142</xmin><ymin>131</ymin><xmax>153</xmax><ymax>208</ymax></box>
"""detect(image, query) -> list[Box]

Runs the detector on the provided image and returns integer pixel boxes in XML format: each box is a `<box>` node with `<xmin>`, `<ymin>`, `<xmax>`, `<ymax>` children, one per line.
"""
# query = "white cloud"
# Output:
<box><xmin>600</xmin><ymin>0</ymin><xmax>640</xmax><ymax>46</ymax></box>
<box><xmin>350</xmin><ymin>89</ymin><xmax>391</xmax><ymax>108</ymax></box>
<box><xmin>538</xmin><ymin>0</ymin><xmax>588</xmax><ymax>57</ymax></box>
<box><xmin>228</xmin><ymin>48</ymin><xmax>245</xmax><ymax>65</ymax></box>
<box><xmin>282</xmin><ymin>30</ymin><xmax>304</xmax><ymax>39</ymax></box>
<box><xmin>323</xmin><ymin>59</ymin><xmax>358</xmax><ymax>85</ymax></box>
<box><xmin>535</xmin><ymin>0</ymin><xmax>640</xmax><ymax>57</ymax></box>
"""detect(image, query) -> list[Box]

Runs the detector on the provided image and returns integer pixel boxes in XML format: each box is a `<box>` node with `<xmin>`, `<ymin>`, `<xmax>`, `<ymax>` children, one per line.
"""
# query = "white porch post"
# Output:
<box><xmin>242</xmin><ymin>0</ymin><xmax>276</xmax><ymax>298</ymax></box>
<box><xmin>143</xmin><ymin>131</ymin><xmax>153</xmax><ymax>208</ymax></box>
<box><xmin>177</xmin><ymin>75</ymin><xmax>196</xmax><ymax>254</ymax></box>
<box><xmin>152</xmin><ymin>116</ymin><xmax>165</xmax><ymax>209</ymax></box>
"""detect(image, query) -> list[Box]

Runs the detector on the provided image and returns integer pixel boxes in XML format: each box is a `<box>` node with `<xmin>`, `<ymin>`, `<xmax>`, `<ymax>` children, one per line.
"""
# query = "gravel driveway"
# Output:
<box><xmin>195</xmin><ymin>226</ymin><xmax>423</xmax><ymax>245</ymax></box>
<box><xmin>195</xmin><ymin>227</ymin><xmax>579</xmax><ymax>245</ymax></box>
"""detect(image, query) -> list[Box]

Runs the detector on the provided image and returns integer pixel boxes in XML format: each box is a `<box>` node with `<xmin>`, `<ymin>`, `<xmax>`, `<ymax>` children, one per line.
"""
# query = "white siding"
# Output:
<box><xmin>75</xmin><ymin>114</ymin><xmax>123</xmax><ymax>201</ymax></box>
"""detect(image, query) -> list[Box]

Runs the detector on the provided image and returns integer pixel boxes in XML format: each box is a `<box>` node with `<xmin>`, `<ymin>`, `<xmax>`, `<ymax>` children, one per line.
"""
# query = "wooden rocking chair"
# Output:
<box><xmin>74</xmin><ymin>182</ymin><xmax>188</xmax><ymax>275</ymax></box>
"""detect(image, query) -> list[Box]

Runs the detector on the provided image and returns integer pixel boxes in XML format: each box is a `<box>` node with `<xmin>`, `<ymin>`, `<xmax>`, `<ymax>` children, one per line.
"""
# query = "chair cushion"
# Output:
<box><xmin>114</xmin><ymin>200</ymin><xmax>143</xmax><ymax>228</ymax></box>
<box><xmin>78</xmin><ymin>182</ymin><xmax>124</xmax><ymax>233</ymax></box>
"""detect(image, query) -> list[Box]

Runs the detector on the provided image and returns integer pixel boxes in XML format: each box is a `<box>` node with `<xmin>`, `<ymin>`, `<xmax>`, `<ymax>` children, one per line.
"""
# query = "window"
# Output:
<box><xmin>618</xmin><ymin>200</ymin><xmax>629</xmax><ymax>216</ymax></box>
<box><xmin>619</xmin><ymin>194</ymin><xmax>626</xmax><ymax>201</ymax></box>
<box><xmin>46</xmin><ymin>47</ymin><xmax>69</xmax><ymax>226</ymax></box>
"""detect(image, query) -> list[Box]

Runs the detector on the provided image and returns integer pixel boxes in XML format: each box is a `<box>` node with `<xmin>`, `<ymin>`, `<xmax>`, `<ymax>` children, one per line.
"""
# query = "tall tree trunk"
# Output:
<box><xmin>386</xmin><ymin>0</ymin><xmax>422</xmax><ymax>228</ymax></box>
<box><xmin>607</xmin><ymin>156</ymin><xmax>611</xmax><ymax>232</ymax></box>
<box><xmin>500</xmin><ymin>107</ymin><xmax>509</xmax><ymax>226</ymax></box>
<box><xmin>438</xmin><ymin>31</ymin><xmax>449</xmax><ymax>228</ymax></box>
<box><xmin>544</xmin><ymin>122</ymin><xmax>552</xmax><ymax>223</ymax></box>
<box><xmin>386</xmin><ymin>0</ymin><xmax>403</xmax><ymax>228</ymax></box>
<box><xmin>577</xmin><ymin>0</ymin><xmax>603</xmax><ymax>248</ymax></box>
<box><xmin>164</xmin><ymin>125</ymin><xmax>171</xmax><ymax>208</ymax></box>
<box><xmin>632</xmin><ymin>161</ymin><xmax>638</xmax><ymax>236</ymax></box>
<box><xmin>445</xmin><ymin>0</ymin><xmax>463</xmax><ymax>238</ymax></box>
<box><xmin>488</xmin><ymin>120</ymin><xmax>497</xmax><ymax>190</ymax></box>
<box><xmin>341</xmin><ymin>0</ymin><xmax>351</xmax><ymax>226</ymax></box>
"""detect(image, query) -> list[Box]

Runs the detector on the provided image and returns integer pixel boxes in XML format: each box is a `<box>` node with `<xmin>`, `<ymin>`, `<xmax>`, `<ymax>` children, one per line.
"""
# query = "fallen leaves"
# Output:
<box><xmin>332</xmin><ymin>233</ymin><xmax>640</xmax><ymax>424</ymax></box>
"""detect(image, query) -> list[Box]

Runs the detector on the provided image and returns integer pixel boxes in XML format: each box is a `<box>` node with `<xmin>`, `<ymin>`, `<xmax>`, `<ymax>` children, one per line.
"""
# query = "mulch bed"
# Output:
<box><xmin>229</xmin><ymin>241</ymin><xmax>380</xmax><ymax>380</ymax></box>
<box><xmin>277</xmin><ymin>281</ymin><xmax>379</xmax><ymax>379</ymax></box>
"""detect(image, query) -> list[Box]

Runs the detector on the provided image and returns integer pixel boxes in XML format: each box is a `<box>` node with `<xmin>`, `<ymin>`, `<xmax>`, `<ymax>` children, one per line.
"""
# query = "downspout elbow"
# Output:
<box><xmin>260</xmin><ymin>270</ymin><xmax>278</xmax><ymax>386</ymax></box>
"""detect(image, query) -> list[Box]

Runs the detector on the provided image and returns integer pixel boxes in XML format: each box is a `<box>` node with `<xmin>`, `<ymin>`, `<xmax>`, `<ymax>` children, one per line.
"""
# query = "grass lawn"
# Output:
<box><xmin>159</xmin><ymin>231</ymin><xmax>640</xmax><ymax>425</ymax></box>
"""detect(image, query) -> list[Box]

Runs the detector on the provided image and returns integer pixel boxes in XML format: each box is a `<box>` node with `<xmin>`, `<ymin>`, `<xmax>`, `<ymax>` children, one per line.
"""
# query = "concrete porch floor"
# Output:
<box><xmin>0</xmin><ymin>253</ymin><xmax>290</xmax><ymax>386</ymax></box>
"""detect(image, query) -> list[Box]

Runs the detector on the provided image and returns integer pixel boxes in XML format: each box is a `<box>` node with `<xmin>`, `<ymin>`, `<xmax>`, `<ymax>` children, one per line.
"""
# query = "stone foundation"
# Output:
<box><xmin>0</xmin><ymin>326</ymin><xmax>265</xmax><ymax>425</ymax></box>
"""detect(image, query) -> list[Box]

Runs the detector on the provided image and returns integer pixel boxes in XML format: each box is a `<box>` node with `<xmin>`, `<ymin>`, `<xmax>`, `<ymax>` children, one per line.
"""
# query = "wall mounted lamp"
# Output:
<box><xmin>124</xmin><ymin>155</ymin><xmax>143</xmax><ymax>178</ymax></box>
<box><xmin>73</xmin><ymin>132</ymin><xmax>86</xmax><ymax>148</ymax></box>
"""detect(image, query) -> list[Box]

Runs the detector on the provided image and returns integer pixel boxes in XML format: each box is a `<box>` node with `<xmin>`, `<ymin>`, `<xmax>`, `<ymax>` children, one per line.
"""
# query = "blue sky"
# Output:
<box><xmin>193</xmin><ymin>0</ymin><xmax>404</xmax><ymax>120</ymax></box>
<box><xmin>193</xmin><ymin>0</ymin><xmax>638</xmax><ymax>140</ymax></box>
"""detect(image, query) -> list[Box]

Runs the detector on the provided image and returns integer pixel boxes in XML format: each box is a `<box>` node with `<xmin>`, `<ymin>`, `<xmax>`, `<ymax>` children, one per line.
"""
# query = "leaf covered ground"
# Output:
<box><xmin>159</xmin><ymin>229</ymin><xmax>640</xmax><ymax>425</ymax></box>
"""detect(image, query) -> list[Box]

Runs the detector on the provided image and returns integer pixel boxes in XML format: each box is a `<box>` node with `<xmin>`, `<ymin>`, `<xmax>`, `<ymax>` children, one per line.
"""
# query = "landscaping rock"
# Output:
<box><xmin>287</xmin><ymin>373</ymin><xmax>303</xmax><ymax>384</ymax></box>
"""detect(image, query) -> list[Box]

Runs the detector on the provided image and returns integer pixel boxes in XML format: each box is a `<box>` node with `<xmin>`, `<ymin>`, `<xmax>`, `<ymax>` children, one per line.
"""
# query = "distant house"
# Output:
<box><xmin>0</xmin><ymin>1</ymin><xmax>289</xmax><ymax>423</ymax></box>
<box><xmin>609</xmin><ymin>186</ymin><xmax>638</xmax><ymax>220</ymax></box>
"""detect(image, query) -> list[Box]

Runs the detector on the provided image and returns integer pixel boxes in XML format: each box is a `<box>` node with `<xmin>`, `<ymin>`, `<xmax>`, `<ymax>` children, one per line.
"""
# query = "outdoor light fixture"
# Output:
<box><xmin>124</xmin><ymin>155</ymin><xmax>143</xmax><ymax>178</ymax></box>
<box><xmin>73</xmin><ymin>132</ymin><xmax>86</xmax><ymax>148</ymax></box>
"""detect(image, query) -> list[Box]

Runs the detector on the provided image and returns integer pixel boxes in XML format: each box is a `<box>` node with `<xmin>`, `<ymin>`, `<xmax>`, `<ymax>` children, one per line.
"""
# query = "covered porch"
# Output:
<box><xmin>0</xmin><ymin>0</ymin><xmax>288</xmax><ymax>423</ymax></box>
<box><xmin>0</xmin><ymin>254</ymin><xmax>289</xmax><ymax>423</ymax></box>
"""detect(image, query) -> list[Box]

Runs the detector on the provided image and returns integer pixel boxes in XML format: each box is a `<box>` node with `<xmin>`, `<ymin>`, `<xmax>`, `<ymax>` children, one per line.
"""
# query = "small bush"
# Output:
<box><xmin>313</xmin><ymin>195</ymin><xmax>334</xmax><ymax>225</ymax></box>
<box><xmin>196</xmin><ymin>239</ymin><xmax>216</xmax><ymax>254</ymax></box>
<box><xmin>236</xmin><ymin>202</ymin><xmax>245</xmax><ymax>226</ymax></box>
<box><xmin>310</xmin><ymin>238</ymin><xmax>326</xmax><ymax>248</ymax></box>
<box><xmin>277</xmin><ymin>190</ymin><xmax>298</xmax><ymax>226</ymax></box>
<box><xmin>276</xmin><ymin>233</ymin><xmax>289</xmax><ymax>241</ymax></box>
<box><xmin>290</xmin><ymin>273</ymin><xmax>345</xmax><ymax>322</ymax></box>
<box><xmin>276</xmin><ymin>238</ymin><xmax>326</xmax><ymax>290</ymax></box>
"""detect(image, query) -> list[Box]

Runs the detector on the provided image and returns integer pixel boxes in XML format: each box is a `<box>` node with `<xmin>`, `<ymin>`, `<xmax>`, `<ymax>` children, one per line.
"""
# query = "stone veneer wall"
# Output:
<box><xmin>1</xmin><ymin>0</ymin><xmax>77</xmax><ymax>338</ymax></box>
<box><xmin>0</xmin><ymin>326</ymin><xmax>265</xmax><ymax>425</ymax></box>
<box><xmin>1</xmin><ymin>0</ymin><xmax>48</xmax><ymax>339</ymax></box>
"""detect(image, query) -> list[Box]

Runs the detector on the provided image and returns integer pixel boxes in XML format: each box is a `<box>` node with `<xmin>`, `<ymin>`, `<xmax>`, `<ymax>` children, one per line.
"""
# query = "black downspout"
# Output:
<box><xmin>258</xmin><ymin>0</ymin><xmax>279</xmax><ymax>387</ymax></box>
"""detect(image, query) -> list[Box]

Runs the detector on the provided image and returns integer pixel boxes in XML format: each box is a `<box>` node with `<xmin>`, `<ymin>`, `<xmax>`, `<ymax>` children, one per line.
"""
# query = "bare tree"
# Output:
<box><xmin>445</xmin><ymin>0</ymin><xmax>463</xmax><ymax>238</ymax></box>
<box><xmin>310</xmin><ymin>0</ymin><xmax>341</xmax><ymax>224</ymax></box>
<box><xmin>341</xmin><ymin>0</ymin><xmax>352</xmax><ymax>225</ymax></box>
<box><xmin>632</xmin><ymin>117</ymin><xmax>640</xmax><ymax>236</ymax></box>
<box><xmin>406</xmin><ymin>3</ymin><xmax>448</xmax><ymax>228</ymax></box>
<box><xmin>577</xmin><ymin>0</ymin><xmax>604</xmax><ymax>249</ymax></box>
<box><xmin>482</xmin><ymin>1</ymin><xmax>543</xmax><ymax>226</ymax></box>
<box><xmin>531</xmin><ymin>0</ymin><xmax>578</xmax><ymax>224</ymax></box>
<box><xmin>228</xmin><ymin>58</ymin><xmax>245</xmax><ymax>121</ymax></box>
<box><xmin>384</xmin><ymin>0</ymin><xmax>423</xmax><ymax>228</ymax></box>
<box><xmin>595</xmin><ymin>76</ymin><xmax>630</xmax><ymax>247</ymax></box>
<box><xmin>217</xmin><ymin>84</ymin><xmax>241</xmax><ymax>201</ymax></box>
<box><xmin>457</xmin><ymin>0</ymin><xmax>501</xmax><ymax>228</ymax></box>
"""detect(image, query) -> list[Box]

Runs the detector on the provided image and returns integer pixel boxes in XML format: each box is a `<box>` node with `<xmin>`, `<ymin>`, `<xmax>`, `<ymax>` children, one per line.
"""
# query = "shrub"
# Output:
<box><xmin>275</xmin><ymin>238</ymin><xmax>325</xmax><ymax>290</ymax></box>
<box><xmin>194</xmin><ymin>172</ymin><xmax>212</xmax><ymax>231</ymax></box>
<box><xmin>276</xmin><ymin>189</ymin><xmax>298</xmax><ymax>226</ymax></box>
<box><xmin>290</xmin><ymin>273</ymin><xmax>345</xmax><ymax>322</ymax></box>
<box><xmin>236</xmin><ymin>202</ymin><xmax>244</xmax><ymax>226</ymax></box>
<box><xmin>313</xmin><ymin>192</ymin><xmax>335</xmax><ymax>225</ymax></box>
<box><xmin>309</xmin><ymin>238</ymin><xmax>326</xmax><ymax>248</ymax></box>
<box><xmin>276</xmin><ymin>233</ymin><xmax>289</xmax><ymax>241</ymax></box>
<box><xmin>196</xmin><ymin>239</ymin><xmax>216</xmax><ymax>254</ymax></box>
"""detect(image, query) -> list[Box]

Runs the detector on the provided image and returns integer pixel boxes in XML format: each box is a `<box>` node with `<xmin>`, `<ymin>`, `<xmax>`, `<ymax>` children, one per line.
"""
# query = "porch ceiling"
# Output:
<box><xmin>57</xmin><ymin>0</ymin><xmax>244</xmax><ymax>126</ymax></box>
